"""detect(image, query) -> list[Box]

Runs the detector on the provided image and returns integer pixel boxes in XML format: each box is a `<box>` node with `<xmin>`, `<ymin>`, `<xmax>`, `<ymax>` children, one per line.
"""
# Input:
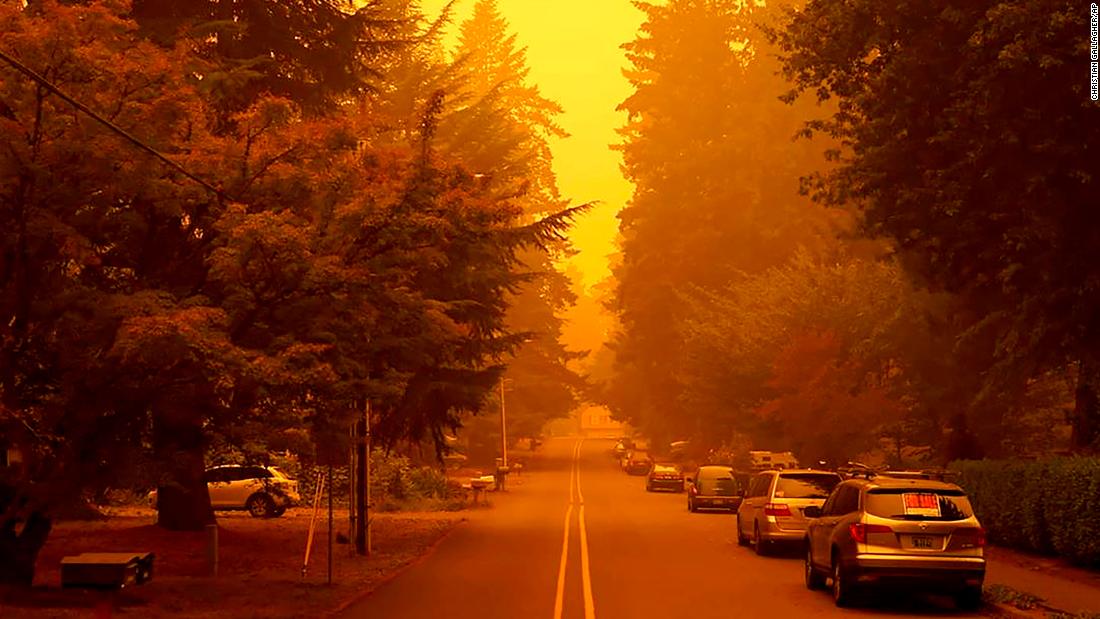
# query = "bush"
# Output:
<box><xmin>951</xmin><ymin>458</ymin><xmax>1100</xmax><ymax>566</ymax></box>
<box><xmin>271</xmin><ymin>450</ymin><xmax>454</xmax><ymax>510</ymax></box>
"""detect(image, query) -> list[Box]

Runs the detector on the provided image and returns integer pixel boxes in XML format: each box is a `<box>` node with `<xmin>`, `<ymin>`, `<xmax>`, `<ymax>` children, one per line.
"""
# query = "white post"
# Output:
<box><xmin>205</xmin><ymin>524</ymin><xmax>218</xmax><ymax>577</ymax></box>
<box><xmin>348</xmin><ymin>422</ymin><xmax>356</xmax><ymax>556</ymax></box>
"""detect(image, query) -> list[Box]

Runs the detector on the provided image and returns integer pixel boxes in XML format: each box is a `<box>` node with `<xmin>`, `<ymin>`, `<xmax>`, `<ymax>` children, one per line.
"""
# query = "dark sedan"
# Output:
<box><xmin>646</xmin><ymin>463</ymin><xmax>685</xmax><ymax>492</ymax></box>
<box><xmin>625</xmin><ymin>452</ymin><xmax>653</xmax><ymax>476</ymax></box>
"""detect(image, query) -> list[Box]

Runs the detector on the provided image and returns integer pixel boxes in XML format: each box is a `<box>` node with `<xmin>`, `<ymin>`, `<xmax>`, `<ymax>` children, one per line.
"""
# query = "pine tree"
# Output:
<box><xmin>607</xmin><ymin>0</ymin><xmax>838</xmax><ymax>443</ymax></box>
<box><xmin>436</xmin><ymin>0</ymin><xmax>586</xmax><ymax>445</ymax></box>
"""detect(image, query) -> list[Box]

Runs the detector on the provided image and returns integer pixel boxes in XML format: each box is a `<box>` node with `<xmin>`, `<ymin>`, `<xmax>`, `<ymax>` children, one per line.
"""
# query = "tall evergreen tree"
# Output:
<box><xmin>608</xmin><ymin>0</ymin><xmax>837</xmax><ymax>443</ymax></box>
<box><xmin>438</xmin><ymin>0</ymin><xmax>586</xmax><ymax>447</ymax></box>
<box><xmin>128</xmin><ymin>0</ymin><xmax>400</xmax><ymax>118</ymax></box>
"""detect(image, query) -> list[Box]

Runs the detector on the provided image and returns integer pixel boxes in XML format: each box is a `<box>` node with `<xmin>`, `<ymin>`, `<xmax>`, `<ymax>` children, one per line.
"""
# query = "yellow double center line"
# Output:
<box><xmin>553</xmin><ymin>439</ymin><xmax>595</xmax><ymax>619</ymax></box>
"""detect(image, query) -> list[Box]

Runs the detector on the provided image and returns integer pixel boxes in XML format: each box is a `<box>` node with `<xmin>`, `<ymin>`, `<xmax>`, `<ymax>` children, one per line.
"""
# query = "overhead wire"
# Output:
<box><xmin>0</xmin><ymin>48</ymin><xmax>228</xmax><ymax>200</ymax></box>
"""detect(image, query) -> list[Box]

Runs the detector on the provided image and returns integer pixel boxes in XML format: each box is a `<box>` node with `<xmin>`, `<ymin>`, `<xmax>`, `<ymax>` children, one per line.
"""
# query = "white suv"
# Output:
<box><xmin>205</xmin><ymin>465</ymin><xmax>300</xmax><ymax>517</ymax></box>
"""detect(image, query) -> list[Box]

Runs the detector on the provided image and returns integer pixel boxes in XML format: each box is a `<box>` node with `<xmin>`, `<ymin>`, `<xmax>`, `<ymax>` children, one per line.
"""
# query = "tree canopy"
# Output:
<box><xmin>0</xmin><ymin>0</ymin><xmax>587</xmax><ymax>582</ymax></box>
<box><xmin>772</xmin><ymin>0</ymin><xmax>1100</xmax><ymax>449</ymax></box>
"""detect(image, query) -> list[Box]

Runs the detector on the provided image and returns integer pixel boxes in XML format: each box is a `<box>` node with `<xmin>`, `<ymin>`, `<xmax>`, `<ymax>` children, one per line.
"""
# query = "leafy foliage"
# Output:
<box><xmin>129</xmin><ymin>0</ymin><xmax>401</xmax><ymax>116</ymax></box>
<box><xmin>953</xmin><ymin>458</ymin><xmax>1100</xmax><ymax>565</ymax></box>
<box><xmin>0</xmin><ymin>0</ymin><xmax>585</xmax><ymax>575</ymax></box>
<box><xmin>606</xmin><ymin>0</ymin><xmax>844</xmax><ymax>445</ymax></box>
<box><xmin>772</xmin><ymin>0</ymin><xmax>1100</xmax><ymax>449</ymax></box>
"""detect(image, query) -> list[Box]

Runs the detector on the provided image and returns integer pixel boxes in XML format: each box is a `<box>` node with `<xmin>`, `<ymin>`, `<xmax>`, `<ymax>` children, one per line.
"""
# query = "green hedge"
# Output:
<box><xmin>951</xmin><ymin>458</ymin><xmax>1100</xmax><ymax>566</ymax></box>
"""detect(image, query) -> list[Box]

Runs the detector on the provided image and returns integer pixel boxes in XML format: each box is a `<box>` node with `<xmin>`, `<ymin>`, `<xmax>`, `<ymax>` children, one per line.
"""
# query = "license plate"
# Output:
<box><xmin>910</xmin><ymin>535</ymin><xmax>935</xmax><ymax>549</ymax></box>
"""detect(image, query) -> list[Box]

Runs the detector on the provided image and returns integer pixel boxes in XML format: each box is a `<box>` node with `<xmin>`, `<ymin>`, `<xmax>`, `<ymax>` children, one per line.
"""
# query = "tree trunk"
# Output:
<box><xmin>153</xmin><ymin>403</ymin><xmax>214</xmax><ymax>531</ymax></box>
<box><xmin>0</xmin><ymin>485</ymin><xmax>52</xmax><ymax>586</ymax></box>
<box><xmin>1072</xmin><ymin>353</ymin><xmax>1100</xmax><ymax>452</ymax></box>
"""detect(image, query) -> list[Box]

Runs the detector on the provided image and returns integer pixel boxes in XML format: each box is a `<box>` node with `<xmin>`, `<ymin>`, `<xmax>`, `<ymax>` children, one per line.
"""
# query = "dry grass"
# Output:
<box><xmin>0</xmin><ymin>507</ymin><xmax>464</xmax><ymax>618</ymax></box>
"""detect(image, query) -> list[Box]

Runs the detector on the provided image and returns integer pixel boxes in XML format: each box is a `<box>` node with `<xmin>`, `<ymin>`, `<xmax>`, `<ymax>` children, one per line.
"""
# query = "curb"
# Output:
<box><xmin>984</xmin><ymin>599</ymin><xmax>1073</xmax><ymax>619</ymax></box>
<box><xmin>985</xmin><ymin>602</ymin><xmax>1039</xmax><ymax>618</ymax></box>
<box><xmin>324</xmin><ymin>516</ymin><xmax>468</xmax><ymax>617</ymax></box>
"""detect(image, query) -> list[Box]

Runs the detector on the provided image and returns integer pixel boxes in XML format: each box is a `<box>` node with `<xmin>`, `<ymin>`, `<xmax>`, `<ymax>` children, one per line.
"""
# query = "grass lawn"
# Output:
<box><xmin>0</xmin><ymin>506</ymin><xmax>464</xmax><ymax>618</ymax></box>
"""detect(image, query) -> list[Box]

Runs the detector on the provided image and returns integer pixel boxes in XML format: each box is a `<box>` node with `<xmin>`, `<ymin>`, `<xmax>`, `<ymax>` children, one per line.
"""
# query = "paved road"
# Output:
<box><xmin>340</xmin><ymin>438</ymin><xmax>982</xmax><ymax>618</ymax></box>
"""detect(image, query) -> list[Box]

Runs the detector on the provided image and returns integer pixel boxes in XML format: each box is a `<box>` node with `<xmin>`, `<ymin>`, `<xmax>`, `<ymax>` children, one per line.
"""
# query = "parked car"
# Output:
<box><xmin>737</xmin><ymin>469</ymin><xmax>842</xmax><ymax>555</ymax></box>
<box><xmin>687</xmin><ymin>465</ymin><xmax>743</xmax><ymax>512</ymax></box>
<box><xmin>625</xmin><ymin>451</ymin><xmax>653</xmax><ymax>476</ymax></box>
<box><xmin>149</xmin><ymin>465</ymin><xmax>300</xmax><ymax>518</ymax></box>
<box><xmin>646</xmin><ymin>462</ymin><xmax>685</xmax><ymax>492</ymax></box>
<box><xmin>802</xmin><ymin>476</ymin><xmax>986</xmax><ymax>609</ymax></box>
<box><xmin>210</xmin><ymin>465</ymin><xmax>301</xmax><ymax>517</ymax></box>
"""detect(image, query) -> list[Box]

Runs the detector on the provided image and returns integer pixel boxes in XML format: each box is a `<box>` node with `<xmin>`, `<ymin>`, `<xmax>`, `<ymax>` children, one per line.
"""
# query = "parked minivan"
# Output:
<box><xmin>688</xmin><ymin>465</ymin><xmax>743</xmax><ymax>512</ymax></box>
<box><xmin>737</xmin><ymin>469</ymin><xmax>842</xmax><ymax>555</ymax></box>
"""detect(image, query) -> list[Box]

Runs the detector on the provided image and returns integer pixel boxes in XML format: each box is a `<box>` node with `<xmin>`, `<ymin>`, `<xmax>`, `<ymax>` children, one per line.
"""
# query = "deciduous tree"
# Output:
<box><xmin>773</xmin><ymin>0</ymin><xmax>1100</xmax><ymax>450</ymax></box>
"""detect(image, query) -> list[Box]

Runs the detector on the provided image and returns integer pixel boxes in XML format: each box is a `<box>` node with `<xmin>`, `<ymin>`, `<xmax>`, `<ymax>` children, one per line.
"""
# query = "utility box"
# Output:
<box><xmin>61</xmin><ymin>552</ymin><xmax>155</xmax><ymax>589</ymax></box>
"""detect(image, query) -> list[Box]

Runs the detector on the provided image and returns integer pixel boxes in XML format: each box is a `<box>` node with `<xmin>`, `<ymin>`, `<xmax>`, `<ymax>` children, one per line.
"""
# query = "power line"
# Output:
<box><xmin>0</xmin><ymin>48</ymin><xmax>227</xmax><ymax>200</ymax></box>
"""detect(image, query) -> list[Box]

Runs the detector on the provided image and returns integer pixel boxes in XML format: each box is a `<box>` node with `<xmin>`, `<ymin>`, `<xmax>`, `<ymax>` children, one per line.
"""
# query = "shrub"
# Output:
<box><xmin>951</xmin><ymin>457</ymin><xmax>1100</xmax><ymax>566</ymax></box>
<box><xmin>272</xmin><ymin>450</ymin><xmax>455</xmax><ymax>510</ymax></box>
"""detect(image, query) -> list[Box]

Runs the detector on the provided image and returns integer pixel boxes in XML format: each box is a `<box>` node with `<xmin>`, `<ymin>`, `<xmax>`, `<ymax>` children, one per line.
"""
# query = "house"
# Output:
<box><xmin>578</xmin><ymin>405</ymin><xmax>624</xmax><ymax>438</ymax></box>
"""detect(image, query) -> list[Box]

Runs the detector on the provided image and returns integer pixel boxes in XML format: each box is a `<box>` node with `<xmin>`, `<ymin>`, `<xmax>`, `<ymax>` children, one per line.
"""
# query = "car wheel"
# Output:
<box><xmin>804</xmin><ymin>543</ymin><xmax>826</xmax><ymax>590</ymax></box>
<box><xmin>955</xmin><ymin>585</ymin><xmax>983</xmax><ymax>611</ymax></box>
<box><xmin>753</xmin><ymin>523</ymin><xmax>769</xmax><ymax>556</ymax></box>
<box><xmin>247</xmin><ymin>493</ymin><xmax>276</xmax><ymax>518</ymax></box>
<box><xmin>736</xmin><ymin>514</ymin><xmax>749</xmax><ymax>546</ymax></box>
<box><xmin>645</xmin><ymin>482</ymin><xmax>653</xmax><ymax>492</ymax></box>
<box><xmin>832</xmin><ymin>555</ymin><xmax>858</xmax><ymax>607</ymax></box>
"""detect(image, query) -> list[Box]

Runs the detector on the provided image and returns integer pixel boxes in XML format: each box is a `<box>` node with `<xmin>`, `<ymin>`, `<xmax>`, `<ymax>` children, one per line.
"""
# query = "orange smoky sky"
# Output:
<box><xmin>419</xmin><ymin>0</ymin><xmax>643</xmax><ymax>291</ymax></box>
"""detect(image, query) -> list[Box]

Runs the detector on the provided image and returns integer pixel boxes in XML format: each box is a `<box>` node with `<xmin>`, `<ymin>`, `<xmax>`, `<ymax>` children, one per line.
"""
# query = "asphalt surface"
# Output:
<box><xmin>339</xmin><ymin>438</ymin><xmax>984</xmax><ymax>619</ymax></box>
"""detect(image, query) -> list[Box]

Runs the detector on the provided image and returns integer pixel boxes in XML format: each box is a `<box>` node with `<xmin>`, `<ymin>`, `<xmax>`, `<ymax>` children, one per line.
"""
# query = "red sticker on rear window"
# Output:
<box><xmin>902</xmin><ymin>493</ymin><xmax>942</xmax><ymax>517</ymax></box>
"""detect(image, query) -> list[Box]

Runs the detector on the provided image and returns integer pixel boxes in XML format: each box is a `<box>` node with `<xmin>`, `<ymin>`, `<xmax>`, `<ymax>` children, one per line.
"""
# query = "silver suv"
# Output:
<box><xmin>803</xmin><ymin>477</ymin><xmax>986</xmax><ymax>608</ymax></box>
<box><xmin>736</xmin><ymin>469</ymin><xmax>841</xmax><ymax>555</ymax></box>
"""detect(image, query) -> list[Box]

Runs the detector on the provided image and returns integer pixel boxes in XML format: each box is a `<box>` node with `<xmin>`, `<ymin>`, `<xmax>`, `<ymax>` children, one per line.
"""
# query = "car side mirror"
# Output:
<box><xmin>804</xmin><ymin>506</ymin><xmax>823</xmax><ymax>518</ymax></box>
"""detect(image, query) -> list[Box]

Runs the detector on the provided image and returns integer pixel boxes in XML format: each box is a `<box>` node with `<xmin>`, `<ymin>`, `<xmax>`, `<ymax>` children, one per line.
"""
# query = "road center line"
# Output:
<box><xmin>552</xmin><ymin>503</ymin><xmax>573</xmax><ymax>619</ymax></box>
<box><xmin>553</xmin><ymin>440</ymin><xmax>582</xmax><ymax>619</ymax></box>
<box><xmin>574</xmin><ymin>439</ymin><xmax>595</xmax><ymax>619</ymax></box>
<box><xmin>579</xmin><ymin>504</ymin><xmax>595</xmax><ymax>619</ymax></box>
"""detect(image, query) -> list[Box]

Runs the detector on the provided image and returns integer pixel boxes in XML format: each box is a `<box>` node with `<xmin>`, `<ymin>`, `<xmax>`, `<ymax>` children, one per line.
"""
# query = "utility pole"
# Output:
<box><xmin>365</xmin><ymin>400</ymin><xmax>372</xmax><ymax>555</ymax></box>
<box><xmin>499</xmin><ymin>378</ymin><xmax>508</xmax><ymax>468</ymax></box>
<box><xmin>355</xmin><ymin>400</ymin><xmax>367</xmax><ymax>556</ymax></box>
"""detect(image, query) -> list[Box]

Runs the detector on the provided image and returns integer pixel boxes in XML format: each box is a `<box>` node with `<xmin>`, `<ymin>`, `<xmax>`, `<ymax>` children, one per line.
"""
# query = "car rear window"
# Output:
<box><xmin>653</xmin><ymin>464</ymin><xmax>679</xmax><ymax>473</ymax></box>
<box><xmin>865</xmin><ymin>488</ymin><xmax>974</xmax><ymax>521</ymax></box>
<box><xmin>774</xmin><ymin>473</ymin><xmax>841</xmax><ymax>499</ymax></box>
<box><xmin>699</xmin><ymin>477</ymin><xmax>740</xmax><ymax>496</ymax></box>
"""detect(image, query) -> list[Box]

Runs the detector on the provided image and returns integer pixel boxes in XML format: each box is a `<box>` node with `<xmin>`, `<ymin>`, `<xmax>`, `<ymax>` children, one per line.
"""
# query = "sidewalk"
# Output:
<box><xmin>986</xmin><ymin>545</ymin><xmax>1100</xmax><ymax>614</ymax></box>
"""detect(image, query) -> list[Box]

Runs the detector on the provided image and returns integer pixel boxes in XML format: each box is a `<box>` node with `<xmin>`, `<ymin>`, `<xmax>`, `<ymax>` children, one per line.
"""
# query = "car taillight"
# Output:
<box><xmin>764</xmin><ymin>503</ymin><xmax>791</xmax><ymax>517</ymax></box>
<box><xmin>953</xmin><ymin>527</ymin><xmax>986</xmax><ymax>547</ymax></box>
<box><xmin>848</xmin><ymin>522</ymin><xmax>893</xmax><ymax>543</ymax></box>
